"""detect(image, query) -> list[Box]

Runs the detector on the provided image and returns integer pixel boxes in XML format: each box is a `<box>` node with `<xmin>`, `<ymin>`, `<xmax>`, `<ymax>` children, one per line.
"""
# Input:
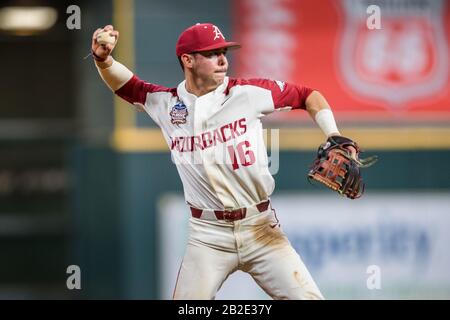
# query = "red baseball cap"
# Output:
<box><xmin>176</xmin><ymin>23</ymin><xmax>241</xmax><ymax>56</ymax></box>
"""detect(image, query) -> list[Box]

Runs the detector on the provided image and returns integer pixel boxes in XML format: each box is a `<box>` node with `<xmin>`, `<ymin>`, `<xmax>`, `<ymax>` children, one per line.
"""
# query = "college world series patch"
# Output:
<box><xmin>170</xmin><ymin>101</ymin><xmax>188</xmax><ymax>125</ymax></box>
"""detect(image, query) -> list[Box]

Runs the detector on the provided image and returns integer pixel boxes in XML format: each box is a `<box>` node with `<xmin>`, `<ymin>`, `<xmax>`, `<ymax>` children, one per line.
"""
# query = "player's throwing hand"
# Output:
<box><xmin>91</xmin><ymin>25</ymin><xmax>119</xmax><ymax>62</ymax></box>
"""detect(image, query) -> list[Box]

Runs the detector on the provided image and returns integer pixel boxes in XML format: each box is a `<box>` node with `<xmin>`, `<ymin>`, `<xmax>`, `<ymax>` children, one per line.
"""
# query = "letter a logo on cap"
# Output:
<box><xmin>213</xmin><ymin>25</ymin><xmax>225</xmax><ymax>40</ymax></box>
<box><xmin>176</xmin><ymin>23</ymin><xmax>241</xmax><ymax>56</ymax></box>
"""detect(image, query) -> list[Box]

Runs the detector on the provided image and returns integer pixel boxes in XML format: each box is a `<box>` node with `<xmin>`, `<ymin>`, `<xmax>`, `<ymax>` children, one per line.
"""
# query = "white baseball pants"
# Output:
<box><xmin>172</xmin><ymin>207</ymin><xmax>324</xmax><ymax>300</ymax></box>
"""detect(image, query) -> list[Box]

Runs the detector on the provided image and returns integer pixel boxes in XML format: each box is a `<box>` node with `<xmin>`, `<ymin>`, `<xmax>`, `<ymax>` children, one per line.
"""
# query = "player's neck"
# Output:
<box><xmin>185</xmin><ymin>75</ymin><xmax>219</xmax><ymax>97</ymax></box>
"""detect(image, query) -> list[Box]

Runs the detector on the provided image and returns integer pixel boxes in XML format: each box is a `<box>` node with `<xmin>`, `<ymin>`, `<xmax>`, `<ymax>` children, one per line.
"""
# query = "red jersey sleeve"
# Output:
<box><xmin>227</xmin><ymin>78</ymin><xmax>313</xmax><ymax>114</ymax></box>
<box><xmin>247</xmin><ymin>78</ymin><xmax>313</xmax><ymax>110</ymax></box>
<box><xmin>115</xmin><ymin>75</ymin><xmax>177</xmax><ymax>105</ymax></box>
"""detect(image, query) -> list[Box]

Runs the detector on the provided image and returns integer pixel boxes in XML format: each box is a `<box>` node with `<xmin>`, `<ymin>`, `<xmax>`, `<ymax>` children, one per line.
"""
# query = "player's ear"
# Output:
<box><xmin>181</xmin><ymin>53</ymin><xmax>194</xmax><ymax>69</ymax></box>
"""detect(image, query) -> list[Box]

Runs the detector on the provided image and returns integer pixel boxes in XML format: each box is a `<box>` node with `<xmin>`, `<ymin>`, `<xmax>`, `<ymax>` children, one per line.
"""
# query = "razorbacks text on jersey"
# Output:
<box><xmin>116</xmin><ymin>76</ymin><xmax>313</xmax><ymax>210</ymax></box>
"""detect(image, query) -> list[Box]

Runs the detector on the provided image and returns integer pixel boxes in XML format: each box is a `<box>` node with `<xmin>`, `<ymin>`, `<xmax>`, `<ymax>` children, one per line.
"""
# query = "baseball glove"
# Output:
<box><xmin>307</xmin><ymin>136</ymin><xmax>378</xmax><ymax>199</ymax></box>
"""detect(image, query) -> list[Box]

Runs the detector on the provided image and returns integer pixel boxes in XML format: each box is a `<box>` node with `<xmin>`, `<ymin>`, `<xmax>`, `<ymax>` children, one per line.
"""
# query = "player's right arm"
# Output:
<box><xmin>92</xmin><ymin>25</ymin><xmax>133</xmax><ymax>92</ymax></box>
<box><xmin>92</xmin><ymin>25</ymin><xmax>172</xmax><ymax>110</ymax></box>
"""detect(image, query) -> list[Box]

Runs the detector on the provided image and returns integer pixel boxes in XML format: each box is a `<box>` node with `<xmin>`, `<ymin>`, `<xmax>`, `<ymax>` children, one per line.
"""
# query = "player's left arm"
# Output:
<box><xmin>251</xmin><ymin>79</ymin><xmax>354</xmax><ymax>155</ymax></box>
<box><xmin>305</xmin><ymin>90</ymin><xmax>340</xmax><ymax>137</ymax></box>
<box><xmin>240</xmin><ymin>78</ymin><xmax>344</xmax><ymax>140</ymax></box>
<box><xmin>305</xmin><ymin>90</ymin><xmax>358</xmax><ymax>157</ymax></box>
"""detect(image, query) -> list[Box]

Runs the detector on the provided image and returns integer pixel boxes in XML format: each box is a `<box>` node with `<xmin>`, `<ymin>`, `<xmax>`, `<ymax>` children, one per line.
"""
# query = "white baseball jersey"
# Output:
<box><xmin>116</xmin><ymin>76</ymin><xmax>313</xmax><ymax>210</ymax></box>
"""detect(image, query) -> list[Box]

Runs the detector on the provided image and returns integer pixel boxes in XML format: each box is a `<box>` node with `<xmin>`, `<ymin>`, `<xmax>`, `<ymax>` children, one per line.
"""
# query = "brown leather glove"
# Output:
<box><xmin>307</xmin><ymin>136</ymin><xmax>378</xmax><ymax>199</ymax></box>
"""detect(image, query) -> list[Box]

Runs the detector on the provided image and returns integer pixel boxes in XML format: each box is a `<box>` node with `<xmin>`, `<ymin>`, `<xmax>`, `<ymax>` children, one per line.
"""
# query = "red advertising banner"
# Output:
<box><xmin>233</xmin><ymin>0</ymin><xmax>450</xmax><ymax>123</ymax></box>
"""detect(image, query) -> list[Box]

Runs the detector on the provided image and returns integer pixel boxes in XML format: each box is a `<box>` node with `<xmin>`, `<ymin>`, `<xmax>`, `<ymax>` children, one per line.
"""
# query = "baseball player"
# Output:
<box><xmin>92</xmin><ymin>23</ymin><xmax>353</xmax><ymax>300</ymax></box>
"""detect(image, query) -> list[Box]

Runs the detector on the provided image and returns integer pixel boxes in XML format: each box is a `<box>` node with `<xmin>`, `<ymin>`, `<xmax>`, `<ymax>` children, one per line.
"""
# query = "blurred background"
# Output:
<box><xmin>0</xmin><ymin>0</ymin><xmax>449</xmax><ymax>299</ymax></box>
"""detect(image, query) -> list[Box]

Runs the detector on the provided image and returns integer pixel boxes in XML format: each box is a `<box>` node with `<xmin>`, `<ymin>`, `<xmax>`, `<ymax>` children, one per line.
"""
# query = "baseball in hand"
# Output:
<box><xmin>96</xmin><ymin>31</ymin><xmax>116</xmax><ymax>46</ymax></box>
